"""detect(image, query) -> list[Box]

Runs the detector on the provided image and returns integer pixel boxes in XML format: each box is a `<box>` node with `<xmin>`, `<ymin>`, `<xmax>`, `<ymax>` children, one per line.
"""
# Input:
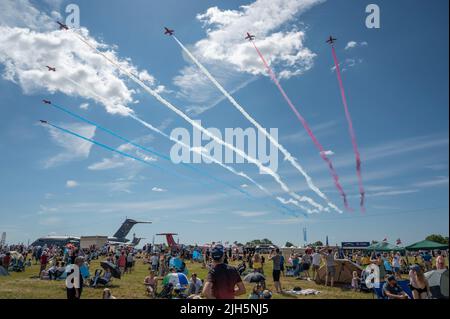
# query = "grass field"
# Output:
<box><xmin>0</xmin><ymin>257</ymin><xmax>374</xmax><ymax>299</ymax></box>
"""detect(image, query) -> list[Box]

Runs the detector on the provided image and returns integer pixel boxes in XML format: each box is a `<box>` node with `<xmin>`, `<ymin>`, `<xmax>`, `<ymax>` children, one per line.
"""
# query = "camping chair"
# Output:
<box><xmin>90</xmin><ymin>269</ymin><xmax>111</xmax><ymax>288</ymax></box>
<box><xmin>373</xmin><ymin>280</ymin><xmax>413</xmax><ymax>299</ymax></box>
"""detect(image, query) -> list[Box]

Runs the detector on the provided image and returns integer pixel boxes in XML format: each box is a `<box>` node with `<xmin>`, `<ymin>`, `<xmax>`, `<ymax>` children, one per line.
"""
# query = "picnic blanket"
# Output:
<box><xmin>285</xmin><ymin>288</ymin><xmax>321</xmax><ymax>296</ymax></box>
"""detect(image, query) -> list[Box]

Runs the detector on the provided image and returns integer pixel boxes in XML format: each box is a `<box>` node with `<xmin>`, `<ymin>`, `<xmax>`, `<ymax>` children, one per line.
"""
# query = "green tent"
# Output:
<box><xmin>406</xmin><ymin>240</ymin><xmax>448</xmax><ymax>251</ymax></box>
<box><xmin>366</xmin><ymin>242</ymin><xmax>405</xmax><ymax>252</ymax></box>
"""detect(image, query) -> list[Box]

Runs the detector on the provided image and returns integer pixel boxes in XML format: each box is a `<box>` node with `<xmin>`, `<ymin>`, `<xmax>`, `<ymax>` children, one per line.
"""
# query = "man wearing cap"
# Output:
<box><xmin>382</xmin><ymin>275</ymin><xmax>409</xmax><ymax>299</ymax></box>
<box><xmin>203</xmin><ymin>244</ymin><xmax>246</xmax><ymax>299</ymax></box>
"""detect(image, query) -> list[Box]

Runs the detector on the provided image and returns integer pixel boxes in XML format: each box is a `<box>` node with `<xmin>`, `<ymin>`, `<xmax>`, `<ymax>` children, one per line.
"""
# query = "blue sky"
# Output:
<box><xmin>0</xmin><ymin>0</ymin><xmax>448</xmax><ymax>247</ymax></box>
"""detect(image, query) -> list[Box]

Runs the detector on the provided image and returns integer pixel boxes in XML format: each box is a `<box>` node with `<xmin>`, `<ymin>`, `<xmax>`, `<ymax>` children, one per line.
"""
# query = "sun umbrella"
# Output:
<box><xmin>100</xmin><ymin>261</ymin><xmax>121</xmax><ymax>279</ymax></box>
<box><xmin>243</xmin><ymin>272</ymin><xmax>266</xmax><ymax>283</ymax></box>
<box><xmin>162</xmin><ymin>272</ymin><xmax>189</xmax><ymax>288</ymax></box>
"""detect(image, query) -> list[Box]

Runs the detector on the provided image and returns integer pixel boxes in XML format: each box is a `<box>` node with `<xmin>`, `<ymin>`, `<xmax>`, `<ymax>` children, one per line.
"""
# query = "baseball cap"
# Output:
<box><xmin>211</xmin><ymin>244</ymin><xmax>224</xmax><ymax>260</ymax></box>
<box><xmin>387</xmin><ymin>275</ymin><xmax>396</xmax><ymax>282</ymax></box>
<box><xmin>410</xmin><ymin>264</ymin><xmax>421</xmax><ymax>272</ymax></box>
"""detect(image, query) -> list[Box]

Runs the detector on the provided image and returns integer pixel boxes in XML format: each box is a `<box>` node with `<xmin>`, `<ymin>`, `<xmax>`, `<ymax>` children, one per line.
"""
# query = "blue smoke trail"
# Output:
<box><xmin>42</xmin><ymin>121</ymin><xmax>304</xmax><ymax>216</ymax></box>
<box><xmin>43</xmin><ymin>121</ymin><xmax>193</xmax><ymax>183</ymax></box>
<box><xmin>46</xmin><ymin>102</ymin><xmax>257</xmax><ymax>199</ymax></box>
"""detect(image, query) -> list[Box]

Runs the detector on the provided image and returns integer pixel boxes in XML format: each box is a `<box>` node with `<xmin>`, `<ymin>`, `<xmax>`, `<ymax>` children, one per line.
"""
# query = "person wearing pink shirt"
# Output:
<box><xmin>436</xmin><ymin>251</ymin><xmax>446</xmax><ymax>270</ymax></box>
<box><xmin>118</xmin><ymin>251</ymin><xmax>126</xmax><ymax>274</ymax></box>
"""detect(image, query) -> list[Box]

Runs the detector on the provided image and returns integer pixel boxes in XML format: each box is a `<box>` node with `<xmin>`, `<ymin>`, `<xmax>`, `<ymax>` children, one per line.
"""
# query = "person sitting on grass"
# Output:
<box><xmin>249</xmin><ymin>283</ymin><xmax>263</xmax><ymax>299</ymax></box>
<box><xmin>144</xmin><ymin>270</ymin><xmax>158</xmax><ymax>298</ymax></box>
<box><xmin>48</xmin><ymin>262</ymin><xmax>60</xmax><ymax>280</ymax></box>
<box><xmin>187</xmin><ymin>273</ymin><xmax>202</xmax><ymax>295</ymax></box>
<box><xmin>262</xmin><ymin>289</ymin><xmax>273</xmax><ymax>299</ymax></box>
<box><xmin>408</xmin><ymin>265</ymin><xmax>431</xmax><ymax>299</ymax></box>
<box><xmin>382</xmin><ymin>275</ymin><xmax>409</xmax><ymax>299</ymax></box>
<box><xmin>25</xmin><ymin>258</ymin><xmax>32</xmax><ymax>268</ymax></box>
<box><xmin>102</xmin><ymin>288</ymin><xmax>116</xmax><ymax>299</ymax></box>
<box><xmin>91</xmin><ymin>268</ymin><xmax>112</xmax><ymax>287</ymax></box>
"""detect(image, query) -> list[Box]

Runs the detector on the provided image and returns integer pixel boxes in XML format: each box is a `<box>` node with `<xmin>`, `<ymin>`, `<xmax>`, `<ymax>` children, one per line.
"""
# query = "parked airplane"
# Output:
<box><xmin>31</xmin><ymin>218</ymin><xmax>151</xmax><ymax>247</ymax></box>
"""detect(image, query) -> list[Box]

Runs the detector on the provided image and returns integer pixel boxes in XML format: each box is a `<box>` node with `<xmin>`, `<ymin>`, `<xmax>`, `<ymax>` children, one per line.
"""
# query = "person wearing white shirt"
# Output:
<box><xmin>188</xmin><ymin>273</ymin><xmax>203</xmax><ymax>295</ymax></box>
<box><xmin>311</xmin><ymin>250</ymin><xmax>321</xmax><ymax>281</ymax></box>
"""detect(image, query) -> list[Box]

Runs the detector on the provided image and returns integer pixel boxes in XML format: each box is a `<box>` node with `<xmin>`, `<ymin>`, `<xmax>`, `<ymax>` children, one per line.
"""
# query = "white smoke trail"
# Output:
<box><xmin>60</xmin><ymin>73</ymin><xmax>315</xmax><ymax>214</ymax></box>
<box><xmin>172</xmin><ymin>36</ymin><xmax>340</xmax><ymax>214</ymax></box>
<box><xmin>131</xmin><ymin>115</ymin><xmax>317</xmax><ymax>215</ymax></box>
<box><xmin>70</xmin><ymin>30</ymin><xmax>326</xmax><ymax>212</ymax></box>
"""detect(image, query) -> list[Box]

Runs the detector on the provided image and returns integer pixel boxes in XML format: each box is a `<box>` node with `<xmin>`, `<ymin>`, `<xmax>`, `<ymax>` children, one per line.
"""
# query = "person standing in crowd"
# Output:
<box><xmin>269</xmin><ymin>248</ymin><xmax>282</xmax><ymax>293</ymax></box>
<box><xmin>301</xmin><ymin>251</ymin><xmax>311</xmax><ymax>279</ymax></box>
<box><xmin>421</xmin><ymin>251</ymin><xmax>433</xmax><ymax>271</ymax></box>
<box><xmin>392</xmin><ymin>252</ymin><xmax>401</xmax><ymax>279</ymax></box>
<box><xmin>279</xmin><ymin>253</ymin><xmax>285</xmax><ymax>277</ymax></box>
<box><xmin>311</xmin><ymin>249</ymin><xmax>321</xmax><ymax>281</ymax></box>
<box><xmin>371</xmin><ymin>253</ymin><xmax>386</xmax><ymax>282</ymax></box>
<box><xmin>436</xmin><ymin>250</ymin><xmax>446</xmax><ymax>270</ymax></box>
<box><xmin>126</xmin><ymin>252</ymin><xmax>134</xmax><ymax>274</ymax></box>
<box><xmin>252</xmin><ymin>253</ymin><xmax>262</xmax><ymax>273</ymax></box>
<box><xmin>203</xmin><ymin>244</ymin><xmax>246</xmax><ymax>299</ymax></box>
<box><xmin>118</xmin><ymin>251</ymin><xmax>126</xmax><ymax>274</ymax></box>
<box><xmin>2</xmin><ymin>252</ymin><xmax>11</xmax><ymax>270</ymax></box>
<box><xmin>320</xmin><ymin>247</ymin><xmax>336</xmax><ymax>287</ymax></box>
<box><xmin>260</xmin><ymin>255</ymin><xmax>265</xmax><ymax>275</ymax></box>
<box><xmin>150</xmin><ymin>253</ymin><xmax>159</xmax><ymax>272</ymax></box>
<box><xmin>409</xmin><ymin>265</ymin><xmax>431</xmax><ymax>299</ymax></box>
<box><xmin>292</xmin><ymin>254</ymin><xmax>301</xmax><ymax>278</ymax></box>
<box><xmin>39</xmin><ymin>251</ymin><xmax>48</xmax><ymax>276</ymax></box>
<box><xmin>65</xmin><ymin>256</ymin><xmax>84</xmax><ymax>299</ymax></box>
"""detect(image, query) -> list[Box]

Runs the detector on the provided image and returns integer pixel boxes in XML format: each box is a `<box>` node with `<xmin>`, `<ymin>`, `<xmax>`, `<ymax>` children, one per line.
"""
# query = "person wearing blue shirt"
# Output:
<box><xmin>421</xmin><ymin>251</ymin><xmax>432</xmax><ymax>271</ymax></box>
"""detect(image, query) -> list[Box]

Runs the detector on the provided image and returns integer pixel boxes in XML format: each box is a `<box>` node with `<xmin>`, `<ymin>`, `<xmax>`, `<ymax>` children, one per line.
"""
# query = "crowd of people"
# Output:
<box><xmin>1</xmin><ymin>241</ymin><xmax>448</xmax><ymax>300</ymax></box>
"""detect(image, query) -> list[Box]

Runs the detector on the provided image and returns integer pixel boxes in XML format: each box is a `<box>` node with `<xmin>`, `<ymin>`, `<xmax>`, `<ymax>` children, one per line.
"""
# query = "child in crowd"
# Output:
<box><xmin>351</xmin><ymin>271</ymin><xmax>360</xmax><ymax>292</ymax></box>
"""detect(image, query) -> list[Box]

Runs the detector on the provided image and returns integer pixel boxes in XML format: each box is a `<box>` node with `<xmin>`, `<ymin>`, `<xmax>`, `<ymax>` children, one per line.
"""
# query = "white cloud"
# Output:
<box><xmin>152</xmin><ymin>187</ymin><xmax>167</xmax><ymax>192</ymax></box>
<box><xmin>44</xmin><ymin>193</ymin><xmax>55</xmax><ymax>199</ymax></box>
<box><xmin>0</xmin><ymin>0</ymin><xmax>164</xmax><ymax>117</ymax></box>
<box><xmin>263</xmin><ymin>217</ymin><xmax>304</xmax><ymax>225</ymax></box>
<box><xmin>80</xmin><ymin>102</ymin><xmax>89</xmax><ymax>110</ymax></box>
<box><xmin>66</xmin><ymin>180</ymin><xmax>78</xmax><ymax>188</ymax></box>
<box><xmin>174</xmin><ymin>0</ymin><xmax>323</xmax><ymax>112</ymax></box>
<box><xmin>234</xmin><ymin>211</ymin><xmax>269</xmax><ymax>217</ymax></box>
<box><xmin>345</xmin><ymin>41</ymin><xmax>368</xmax><ymax>50</ymax></box>
<box><xmin>44</xmin><ymin>122</ymin><xmax>96</xmax><ymax>168</ymax></box>
<box><xmin>345</xmin><ymin>41</ymin><xmax>357</xmax><ymax>50</ymax></box>
<box><xmin>0</xmin><ymin>0</ymin><xmax>60</xmax><ymax>32</ymax></box>
<box><xmin>42</xmin><ymin>0</ymin><xmax>63</xmax><ymax>10</ymax></box>
<box><xmin>88</xmin><ymin>157</ymin><xmax>125</xmax><ymax>170</ymax></box>
<box><xmin>105</xmin><ymin>180</ymin><xmax>134</xmax><ymax>193</ymax></box>
<box><xmin>331</xmin><ymin>58</ymin><xmax>363</xmax><ymax>72</ymax></box>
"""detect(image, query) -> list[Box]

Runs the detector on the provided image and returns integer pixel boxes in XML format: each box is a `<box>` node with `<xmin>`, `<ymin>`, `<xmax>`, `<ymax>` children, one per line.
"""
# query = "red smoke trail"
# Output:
<box><xmin>251</xmin><ymin>40</ymin><xmax>350</xmax><ymax>211</ymax></box>
<box><xmin>330</xmin><ymin>46</ymin><xmax>365</xmax><ymax>211</ymax></box>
